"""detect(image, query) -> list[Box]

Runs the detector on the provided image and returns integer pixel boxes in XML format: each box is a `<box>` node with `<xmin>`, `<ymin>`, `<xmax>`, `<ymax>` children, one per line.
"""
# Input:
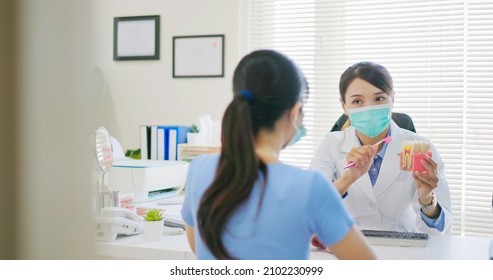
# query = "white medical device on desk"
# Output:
<box><xmin>108</xmin><ymin>159</ymin><xmax>189</xmax><ymax>203</ymax></box>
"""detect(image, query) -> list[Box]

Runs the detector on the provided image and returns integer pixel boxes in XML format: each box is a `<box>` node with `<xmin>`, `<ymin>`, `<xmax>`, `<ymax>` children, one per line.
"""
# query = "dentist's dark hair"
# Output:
<box><xmin>197</xmin><ymin>49</ymin><xmax>308</xmax><ymax>259</ymax></box>
<box><xmin>339</xmin><ymin>61</ymin><xmax>393</xmax><ymax>102</ymax></box>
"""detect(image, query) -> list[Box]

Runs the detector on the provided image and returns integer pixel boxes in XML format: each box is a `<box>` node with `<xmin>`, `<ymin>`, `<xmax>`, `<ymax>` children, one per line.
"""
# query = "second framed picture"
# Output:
<box><xmin>173</xmin><ymin>35</ymin><xmax>225</xmax><ymax>78</ymax></box>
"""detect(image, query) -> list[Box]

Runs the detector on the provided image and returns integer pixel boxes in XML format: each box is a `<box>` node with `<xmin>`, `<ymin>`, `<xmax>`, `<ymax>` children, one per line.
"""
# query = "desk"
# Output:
<box><xmin>95</xmin><ymin>196</ymin><xmax>492</xmax><ymax>260</ymax></box>
<box><xmin>96</xmin><ymin>230</ymin><xmax>492</xmax><ymax>260</ymax></box>
<box><xmin>311</xmin><ymin>235</ymin><xmax>492</xmax><ymax>260</ymax></box>
<box><xmin>96</xmin><ymin>232</ymin><xmax>491</xmax><ymax>260</ymax></box>
<box><xmin>96</xmin><ymin>232</ymin><xmax>195</xmax><ymax>260</ymax></box>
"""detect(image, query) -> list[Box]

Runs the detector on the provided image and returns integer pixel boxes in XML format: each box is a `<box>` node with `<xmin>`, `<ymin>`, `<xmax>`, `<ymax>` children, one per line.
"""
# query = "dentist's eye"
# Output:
<box><xmin>376</xmin><ymin>97</ymin><xmax>386</xmax><ymax>102</ymax></box>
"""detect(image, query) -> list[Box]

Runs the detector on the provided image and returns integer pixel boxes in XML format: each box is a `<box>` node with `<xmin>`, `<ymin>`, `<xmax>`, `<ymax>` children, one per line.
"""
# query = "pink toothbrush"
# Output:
<box><xmin>343</xmin><ymin>136</ymin><xmax>393</xmax><ymax>169</ymax></box>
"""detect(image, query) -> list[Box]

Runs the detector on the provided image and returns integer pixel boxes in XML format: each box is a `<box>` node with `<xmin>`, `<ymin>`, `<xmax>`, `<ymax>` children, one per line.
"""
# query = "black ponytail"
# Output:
<box><xmin>197</xmin><ymin>95</ymin><xmax>266</xmax><ymax>259</ymax></box>
<box><xmin>197</xmin><ymin>50</ymin><xmax>307</xmax><ymax>259</ymax></box>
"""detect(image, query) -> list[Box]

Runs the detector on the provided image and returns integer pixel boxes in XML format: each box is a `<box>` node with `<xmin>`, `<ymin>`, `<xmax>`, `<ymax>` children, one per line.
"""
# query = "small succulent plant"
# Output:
<box><xmin>144</xmin><ymin>208</ymin><xmax>164</xmax><ymax>221</ymax></box>
<box><xmin>189</xmin><ymin>124</ymin><xmax>199</xmax><ymax>133</ymax></box>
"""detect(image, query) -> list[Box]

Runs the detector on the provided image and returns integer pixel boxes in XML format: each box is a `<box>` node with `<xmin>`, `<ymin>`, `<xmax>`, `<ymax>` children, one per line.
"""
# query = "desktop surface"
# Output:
<box><xmin>96</xmin><ymin>229</ymin><xmax>492</xmax><ymax>260</ymax></box>
<box><xmin>95</xmin><ymin>192</ymin><xmax>492</xmax><ymax>260</ymax></box>
<box><xmin>311</xmin><ymin>234</ymin><xmax>491</xmax><ymax>260</ymax></box>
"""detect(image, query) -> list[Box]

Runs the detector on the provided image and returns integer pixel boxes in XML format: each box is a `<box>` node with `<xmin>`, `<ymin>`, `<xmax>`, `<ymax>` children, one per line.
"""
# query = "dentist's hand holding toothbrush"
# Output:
<box><xmin>344</xmin><ymin>136</ymin><xmax>392</xmax><ymax>180</ymax></box>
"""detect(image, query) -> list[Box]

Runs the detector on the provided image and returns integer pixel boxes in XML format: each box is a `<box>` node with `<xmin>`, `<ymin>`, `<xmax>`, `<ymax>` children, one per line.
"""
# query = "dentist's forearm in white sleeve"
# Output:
<box><xmin>333</xmin><ymin>172</ymin><xmax>357</xmax><ymax>196</ymax></box>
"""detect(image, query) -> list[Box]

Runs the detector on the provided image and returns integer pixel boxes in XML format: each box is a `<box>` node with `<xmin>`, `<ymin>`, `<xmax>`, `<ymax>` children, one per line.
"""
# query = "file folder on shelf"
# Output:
<box><xmin>150</xmin><ymin>126</ymin><xmax>158</xmax><ymax>160</ymax></box>
<box><xmin>157</xmin><ymin>126</ymin><xmax>188</xmax><ymax>161</ymax></box>
<box><xmin>140</xmin><ymin>125</ymin><xmax>189</xmax><ymax>161</ymax></box>
<box><xmin>140</xmin><ymin>125</ymin><xmax>151</xmax><ymax>160</ymax></box>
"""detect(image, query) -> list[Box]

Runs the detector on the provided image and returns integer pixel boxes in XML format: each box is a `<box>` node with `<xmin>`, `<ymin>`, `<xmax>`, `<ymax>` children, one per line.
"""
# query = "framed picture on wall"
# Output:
<box><xmin>113</xmin><ymin>15</ymin><xmax>160</xmax><ymax>60</ymax></box>
<box><xmin>173</xmin><ymin>35</ymin><xmax>224</xmax><ymax>78</ymax></box>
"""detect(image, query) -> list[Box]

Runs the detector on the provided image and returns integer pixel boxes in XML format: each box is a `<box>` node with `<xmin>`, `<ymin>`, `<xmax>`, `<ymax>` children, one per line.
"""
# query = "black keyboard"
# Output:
<box><xmin>163</xmin><ymin>217</ymin><xmax>185</xmax><ymax>230</ymax></box>
<box><xmin>362</xmin><ymin>229</ymin><xmax>429</xmax><ymax>247</ymax></box>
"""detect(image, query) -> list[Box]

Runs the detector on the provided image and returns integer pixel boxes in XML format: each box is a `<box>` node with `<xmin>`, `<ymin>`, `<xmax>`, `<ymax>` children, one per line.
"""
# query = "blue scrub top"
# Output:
<box><xmin>181</xmin><ymin>154</ymin><xmax>354</xmax><ymax>260</ymax></box>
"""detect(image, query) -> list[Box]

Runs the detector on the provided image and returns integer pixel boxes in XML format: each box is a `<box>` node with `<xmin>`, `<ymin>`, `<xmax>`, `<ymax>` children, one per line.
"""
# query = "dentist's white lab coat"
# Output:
<box><xmin>310</xmin><ymin>120</ymin><xmax>452</xmax><ymax>234</ymax></box>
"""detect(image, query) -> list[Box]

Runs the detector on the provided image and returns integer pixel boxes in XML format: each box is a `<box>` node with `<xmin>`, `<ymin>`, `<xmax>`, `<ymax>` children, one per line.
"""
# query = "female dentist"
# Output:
<box><xmin>310</xmin><ymin>61</ymin><xmax>452</xmax><ymax>235</ymax></box>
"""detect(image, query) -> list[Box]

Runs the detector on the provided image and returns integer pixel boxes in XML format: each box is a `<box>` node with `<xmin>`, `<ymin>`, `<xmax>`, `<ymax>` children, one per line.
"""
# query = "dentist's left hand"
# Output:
<box><xmin>413</xmin><ymin>154</ymin><xmax>440</xmax><ymax>218</ymax></box>
<box><xmin>412</xmin><ymin>154</ymin><xmax>439</xmax><ymax>201</ymax></box>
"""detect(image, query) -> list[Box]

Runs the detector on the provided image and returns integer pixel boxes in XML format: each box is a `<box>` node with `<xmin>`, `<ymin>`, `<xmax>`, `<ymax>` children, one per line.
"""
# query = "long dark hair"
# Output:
<box><xmin>197</xmin><ymin>50</ymin><xmax>307</xmax><ymax>259</ymax></box>
<box><xmin>339</xmin><ymin>61</ymin><xmax>393</xmax><ymax>102</ymax></box>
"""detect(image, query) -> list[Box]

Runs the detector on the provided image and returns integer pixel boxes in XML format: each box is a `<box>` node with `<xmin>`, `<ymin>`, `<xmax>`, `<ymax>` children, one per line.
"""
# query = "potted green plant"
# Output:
<box><xmin>187</xmin><ymin>124</ymin><xmax>200</xmax><ymax>145</ymax></box>
<box><xmin>143</xmin><ymin>208</ymin><xmax>164</xmax><ymax>241</ymax></box>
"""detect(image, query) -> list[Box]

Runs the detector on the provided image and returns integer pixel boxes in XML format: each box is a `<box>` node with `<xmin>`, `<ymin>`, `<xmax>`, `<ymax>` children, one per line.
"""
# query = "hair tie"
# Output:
<box><xmin>240</xmin><ymin>89</ymin><xmax>253</xmax><ymax>102</ymax></box>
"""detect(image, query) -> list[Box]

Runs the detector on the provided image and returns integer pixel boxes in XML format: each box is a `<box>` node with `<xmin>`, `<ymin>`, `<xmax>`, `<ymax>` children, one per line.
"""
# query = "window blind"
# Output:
<box><xmin>250</xmin><ymin>0</ymin><xmax>493</xmax><ymax>236</ymax></box>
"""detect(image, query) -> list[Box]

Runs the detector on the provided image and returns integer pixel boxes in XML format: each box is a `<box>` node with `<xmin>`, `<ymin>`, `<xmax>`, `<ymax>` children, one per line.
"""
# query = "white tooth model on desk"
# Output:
<box><xmin>107</xmin><ymin>137</ymin><xmax>189</xmax><ymax>203</ymax></box>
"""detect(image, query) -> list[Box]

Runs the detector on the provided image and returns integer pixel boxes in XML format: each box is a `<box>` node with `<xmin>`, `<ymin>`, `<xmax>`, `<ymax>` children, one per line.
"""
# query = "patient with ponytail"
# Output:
<box><xmin>181</xmin><ymin>49</ymin><xmax>375</xmax><ymax>260</ymax></box>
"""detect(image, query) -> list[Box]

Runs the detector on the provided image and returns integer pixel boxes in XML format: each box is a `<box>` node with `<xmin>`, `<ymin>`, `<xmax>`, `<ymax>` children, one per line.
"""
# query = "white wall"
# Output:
<box><xmin>13</xmin><ymin>0</ymin><xmax>94</xmax><ymax>259</ymax></box>
<box><xmin>91</xmin><ymin>0</ymin><xmax>243</xmax><ymax>151</ymax></box>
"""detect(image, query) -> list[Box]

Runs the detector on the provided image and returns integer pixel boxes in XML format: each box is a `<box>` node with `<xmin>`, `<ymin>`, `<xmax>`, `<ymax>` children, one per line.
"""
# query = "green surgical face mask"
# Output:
<box><xmin>348</xmin><ymin>103</ymin><xmax>391</xmax><ymax>138</ymax></box>
<box><xmin>287</xmin><ymin>123</ymin><xmax>307</xmax><ymax>146</ymax></box>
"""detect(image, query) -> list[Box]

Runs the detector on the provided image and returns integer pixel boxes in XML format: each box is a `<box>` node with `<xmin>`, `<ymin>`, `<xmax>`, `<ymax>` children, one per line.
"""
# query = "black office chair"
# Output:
<box><xmin>330</xmin><ymin>112</ymin><xmax>416</xmax><ymax>133</ymax></box>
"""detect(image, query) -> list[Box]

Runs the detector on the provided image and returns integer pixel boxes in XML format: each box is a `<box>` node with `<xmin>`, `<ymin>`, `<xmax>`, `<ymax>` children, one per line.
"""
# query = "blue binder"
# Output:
<box><xmin>157</xmin><ymin>126</ymin><xmax>188</xmax><ymax>160</ymax></box>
